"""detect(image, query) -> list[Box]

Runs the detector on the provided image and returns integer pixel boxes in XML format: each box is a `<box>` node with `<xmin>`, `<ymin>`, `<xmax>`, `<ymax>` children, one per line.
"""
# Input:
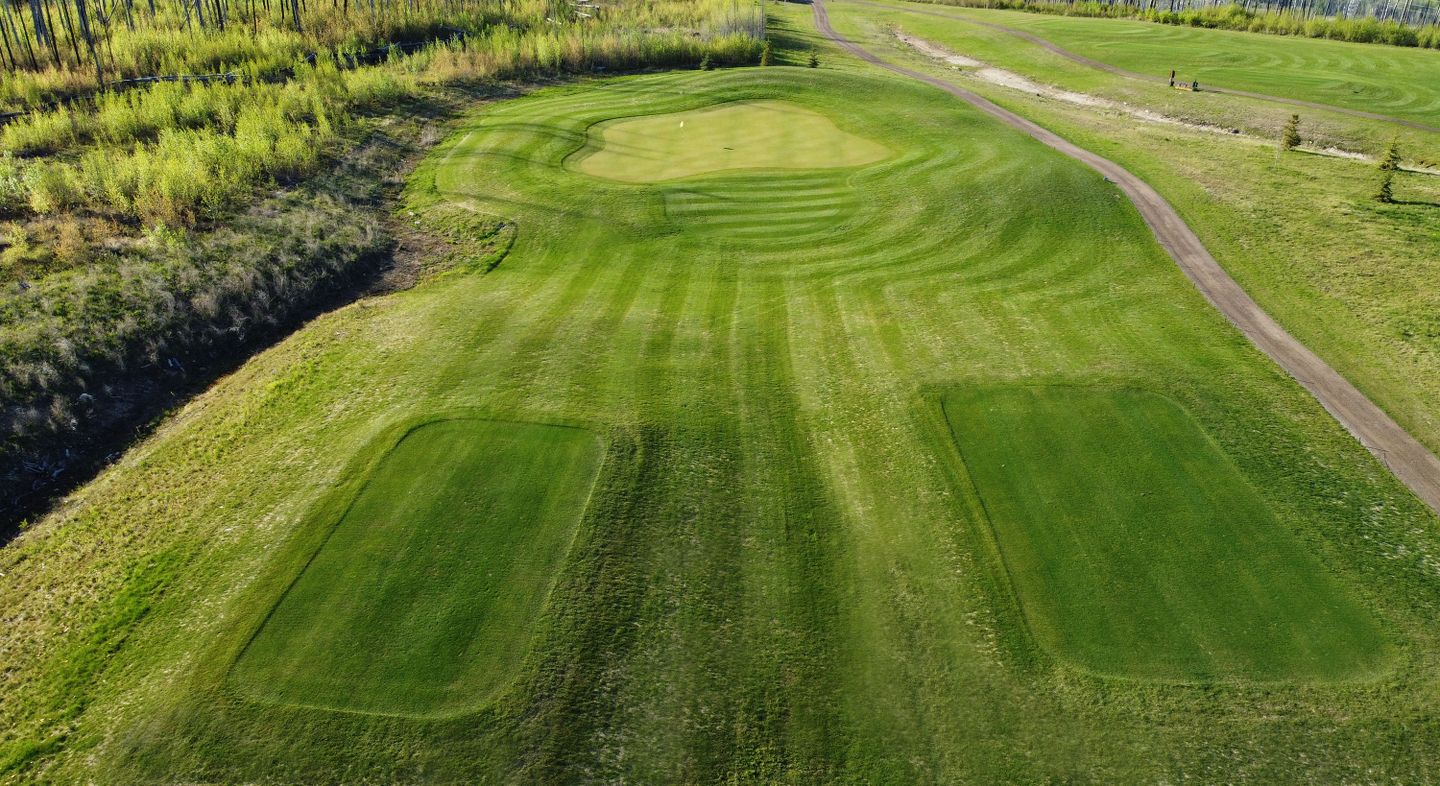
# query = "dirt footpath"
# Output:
<box><xmin>813</xmin><ymin>0</ymin><xmax>1440</xmax><ymax>515</ymax></box>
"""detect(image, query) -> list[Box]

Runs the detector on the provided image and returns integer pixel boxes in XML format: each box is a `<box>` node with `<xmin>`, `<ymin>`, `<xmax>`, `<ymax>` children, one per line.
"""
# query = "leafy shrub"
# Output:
<box><xmin>0</xmin><ymin>155</ymin><xmax>28</xmax><ymax>215</ymax></box>
<box><xmin>25</xmin><ymin>164</ymin><xmax>81</xmax><ymax>214</ymax></box>
<box><xmin>2</xmin><ymin>110</ymin><xmax>81</xmax><ymax>156</ymax></box>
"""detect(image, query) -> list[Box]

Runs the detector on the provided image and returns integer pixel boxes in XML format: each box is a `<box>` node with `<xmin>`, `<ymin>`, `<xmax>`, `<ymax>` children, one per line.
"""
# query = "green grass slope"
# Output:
<box><xmin>914</xmin><ymin>1</ymin><xmax>1440</xmax><ymax>125</ymax></box>
<box><xmin>943</xmin><ymin>386</ymin><xmax>1388</xmax><ymax>681</ymax></box>
<box><xmin>228</xmin><ymin>418</ymin><xmax>602</xmax><ymax>717</ymax></box>
<box><xmin>4</xmin><ymin>57</ymin><xmax>1440</xmax><ymax>783</ymax></box>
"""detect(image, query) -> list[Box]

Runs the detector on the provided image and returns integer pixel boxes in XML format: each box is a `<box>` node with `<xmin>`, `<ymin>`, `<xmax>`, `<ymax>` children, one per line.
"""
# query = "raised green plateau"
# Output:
<box><xmin>569</xmin><ymin>99</ymin><xmax>890</xmax><ymax>182</ymax></box>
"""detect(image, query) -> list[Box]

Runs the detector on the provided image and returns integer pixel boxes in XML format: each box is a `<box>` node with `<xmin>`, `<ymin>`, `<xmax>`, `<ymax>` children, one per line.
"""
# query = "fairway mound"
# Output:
<box><xmin>662</xmin><ymin>171</ymin><xmax>865</xmax><ymax>248</ymax></box>
<box><xmin>228</xmin><ymin>418</ymin><xmax>603</xmax><ymax>717</ymax></box>
<box><xmin>941</xmin><ymin>386</ymin><xmax>1391</xmax><ymax>683</ymax></box>
<box><xmin>567</xmin><ymin>99</ymin><xmax>890</xmax><ymax>183</ymax></box>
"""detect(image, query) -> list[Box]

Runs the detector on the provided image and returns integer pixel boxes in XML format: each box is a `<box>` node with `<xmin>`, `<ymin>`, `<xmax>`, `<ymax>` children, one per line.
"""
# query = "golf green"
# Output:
<box><xmin>568</xmin><ymin>99</ymin><xmax>890</xmax><ymax>182</ymax></box>
<box><xmin>942</xmin><ymin>387</ymin><xmax>1390</xmax><ymax>681</ymax></box>
<box><xmin>228</xmin><ymin>419</ymin><xmax>603</xmax><ymax>716</ymax></box>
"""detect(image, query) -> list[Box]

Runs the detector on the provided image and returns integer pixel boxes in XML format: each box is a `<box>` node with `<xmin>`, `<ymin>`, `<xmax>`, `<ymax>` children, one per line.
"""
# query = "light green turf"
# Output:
<box><xmin>943</xmin><ymin>386</ymin><xmax>1388</xmax><ymax>681</ymax></box>
<box><xmin>228</xmin><ymin>419</ymin><xmax>602</xmax><ymax>716</ymax></box>
<box><xmin>894</xmin><ymin>0</ymin><xmax>1440</xmax><ymax>125</ymax></box>
<box><xmin>8</xmin><ymin>27</ymin><xmax>1440</xmax><ymax>783</ymax></box>
<box><xmin>568</xmin><ymin>99</ymin><xmax>890</xmax><ymax>182</ymax></box>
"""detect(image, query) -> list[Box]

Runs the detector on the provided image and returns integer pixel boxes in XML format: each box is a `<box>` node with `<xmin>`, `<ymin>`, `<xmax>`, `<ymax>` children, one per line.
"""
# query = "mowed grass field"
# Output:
<box><xmin>229</xmin><ymin>418</ymin><xmax>602</xmax><ymax>716</ymax></box>
<box><xmin>942</xmin><ymin>386</ymin><xmax>1388</xmax><ymax>681</ymax></box>
<box><xmin>6</xmin><ymin>57</ymin><xmax>1440</xmax><ymax>782</ymax></box>
<box><xmin>912</xmin><ymin>1</ymin><xmax>1440</xmax><ymax>125</ymax></box>
<box><xmin>820</xmin><ymin>0</ymin><xmax>1440</xmax><ymax>455</ymax></box>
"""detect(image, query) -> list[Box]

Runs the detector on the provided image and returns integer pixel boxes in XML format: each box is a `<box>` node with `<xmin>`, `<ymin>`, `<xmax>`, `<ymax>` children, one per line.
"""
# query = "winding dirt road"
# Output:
<box><xmin>848</xmin><ymin>0</ymin><xmax>1440</xmax><ymax>134</ymax></box>
<box><xmin>812</xmin><ymin>0</ymin><xmax>1440</xmax><ymax>515</ymax></box>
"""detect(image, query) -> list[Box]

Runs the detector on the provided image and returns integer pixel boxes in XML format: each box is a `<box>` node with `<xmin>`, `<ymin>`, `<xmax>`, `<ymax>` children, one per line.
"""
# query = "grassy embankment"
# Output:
<box><xmin>4</xmin><ymin>47</ymin><xmax>1440</xmax><ymax>781</ymax></box>
<box><xmin>828</xmin><ymin>0</ymin><xmax>1440</xmax><ymax>459</ymax></box>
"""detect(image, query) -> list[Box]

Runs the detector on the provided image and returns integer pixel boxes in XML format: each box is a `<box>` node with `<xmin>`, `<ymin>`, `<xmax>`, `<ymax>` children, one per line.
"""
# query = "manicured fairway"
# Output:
<box><xmin>664</xmin><ymin>170</ymin><xmax>863</xmax><ymax>245</ymax></box>
<box><xmin>229</xmin><ymin>419</ymin><xmax>602</xmax><ymax>716</ymax></box>
<box><xmin>942</xmin><ymin>386</ymin><xmax>1388</xmax><ymax>681</ymax></box>
<box><xmin>904</xmin><ymin>2</ymin><xmax>1440</xmax><ymax>124</ymax></box>
<box><xmin>9</xmin><ymin>52</ymin><xmax>1440</xmax><ymax>784</ymax></box>
<box><xmin>569</xmin><ymin>99</ymin><xmax>889</xmax><ymax>182</ymax></box>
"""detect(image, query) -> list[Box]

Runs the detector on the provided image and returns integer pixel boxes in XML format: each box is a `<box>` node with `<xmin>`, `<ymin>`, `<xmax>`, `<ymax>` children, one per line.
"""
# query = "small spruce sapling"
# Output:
<box><xmin>808</xmin><ymin>49</ymin><xmax>819</xmax><ymax>68</ymax></box>
<box><xmin>700</xmin><ymin>53</ymin><xmax>713</xmax><ymax>71</ymax></box>
<box><xmin>1375</xmin><ymin>138</ymin><xmax>1401</xmax><ymax>203</ymax></box>
<box><xmin>760</xmin><ymin>40</ymin><xmax>772</xmax><ymax>67</ymax></box>
<box><xmin>1280</xmin><ymin>114</ymin><xmax>1301</xmax><ymax>151</ymax></box>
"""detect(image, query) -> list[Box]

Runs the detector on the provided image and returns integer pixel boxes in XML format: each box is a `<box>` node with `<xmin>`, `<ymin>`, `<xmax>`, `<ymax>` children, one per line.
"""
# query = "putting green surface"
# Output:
<box><xmin>942</xmin><ymin>387</ymin><xmax>1389</xmax><ymax>681</ymax></box>
<box><xmin>228</xmin><ymin>419</ymin><xmax>602</xmax><ymax>716</ymax></box>
<box><xmin>569</xmin><ymin>99</ymin><xmax>890</xmax><ymax>182</ymax></box>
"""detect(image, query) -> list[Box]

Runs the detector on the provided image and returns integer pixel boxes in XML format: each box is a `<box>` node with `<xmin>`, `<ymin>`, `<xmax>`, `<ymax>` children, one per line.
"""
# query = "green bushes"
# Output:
<box><xmin>0</xmin><ymin>0</ymin><xmax>762</xmax><ymax>231</ymax></box>
<box><xmin>0</xmin><ymin>156</ymin><xmax>27</xmax><ymax>215</ymax></box>
<box><xmin>0</xmin><ymin>0</ymin><xmax>765</xmax><ymax>489</ymax></box>
<box><xmin>3</xmin><ymin>63</ymin><xmax>395</xmax><ymax>223</ymax></box>
<box><xmin>1</xmin><ymin>110</ymin><xmax>80</xmax><ymax>156</ymax></box>
<box><xmin>24</xmin><ymin>164</ymin><xmax>82</xmax><ymax>214</ymax></box>
<box><xmin>0</xmin><ymin>0</ymin><xmax>765</xmax><ymax>112</ymax></box>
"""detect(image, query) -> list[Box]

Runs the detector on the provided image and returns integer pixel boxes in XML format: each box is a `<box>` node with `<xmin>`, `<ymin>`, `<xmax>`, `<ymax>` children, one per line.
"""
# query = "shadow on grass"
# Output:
<box><xmin>767</xmin><ymin>1</ymin><xmax>820</xmax><ymax>65</ymax></box>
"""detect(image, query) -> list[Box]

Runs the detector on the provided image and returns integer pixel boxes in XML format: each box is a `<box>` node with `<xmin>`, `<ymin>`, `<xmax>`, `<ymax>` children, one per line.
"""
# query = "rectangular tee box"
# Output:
<box><xmin>941</xmin><ymin>386</ymin><xmax>1390</xmax><ymax>682</ymax></box>
<box><xmin>229</xmin><ymin>419</ymin><xmax>603</xmax><ymax>716</ymax></box>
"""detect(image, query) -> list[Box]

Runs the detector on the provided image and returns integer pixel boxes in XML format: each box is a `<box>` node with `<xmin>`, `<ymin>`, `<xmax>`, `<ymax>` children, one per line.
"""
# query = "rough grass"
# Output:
<box><xmin>228</xmin><ymin>418</ymin><xmax>602</xmax><ymax>717</ymax></box>
<box><xmin>568</xmin><ymin>99</ymin><xmax>890</xmax><ymax>182</ymax></box>
<box><xmin>942</xmin><ymin>386</ymin><xmax>1391</xmax><ymax>681</ymax></box>
<box><xmin>4</xmin><ymin>56</ymin><xmax>1440</xmax><ymax>783</ymax></box>
<box><xmin>924</xmin><ymin>2</ymin><xmax>1440</xmax><ymax>124</ymax></box>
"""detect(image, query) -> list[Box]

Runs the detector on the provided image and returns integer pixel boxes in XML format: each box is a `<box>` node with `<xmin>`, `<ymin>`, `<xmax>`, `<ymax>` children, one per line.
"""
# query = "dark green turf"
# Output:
<box><xmin>942</xmin><ymin>386</ymin><xmax>1391</xmax><ymax>681</ymax></box>
<box><xmin>228</xmin><ymin>418</ymin><xmax>602</xmax><ymax>716</ymax></box>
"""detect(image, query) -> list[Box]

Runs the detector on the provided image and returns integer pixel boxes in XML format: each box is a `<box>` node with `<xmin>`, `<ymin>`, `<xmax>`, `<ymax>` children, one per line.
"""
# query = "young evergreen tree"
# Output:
<box><xmin>699</xmin><ymin>52</ymin><xmax>712</xmax><ymax>70</ymax></box>
<box><xmin>807</xmin><ymin>48</ymin><xmax>819</xmax><ymax>68</ymax></box>
<box><xmin>1375</xmin><ymin>138</ymin><xmax>1401</xmax><ymax>203</ymax></box>
<box><xmin>1280</xmin><ymin>114</ymin><xmax>1301</xmax><ymax>151</ymax></box>
<box><xmin>759</xmin><ymin>39</ymin><xmax>771</xmax><ymax>66</ymax></box>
